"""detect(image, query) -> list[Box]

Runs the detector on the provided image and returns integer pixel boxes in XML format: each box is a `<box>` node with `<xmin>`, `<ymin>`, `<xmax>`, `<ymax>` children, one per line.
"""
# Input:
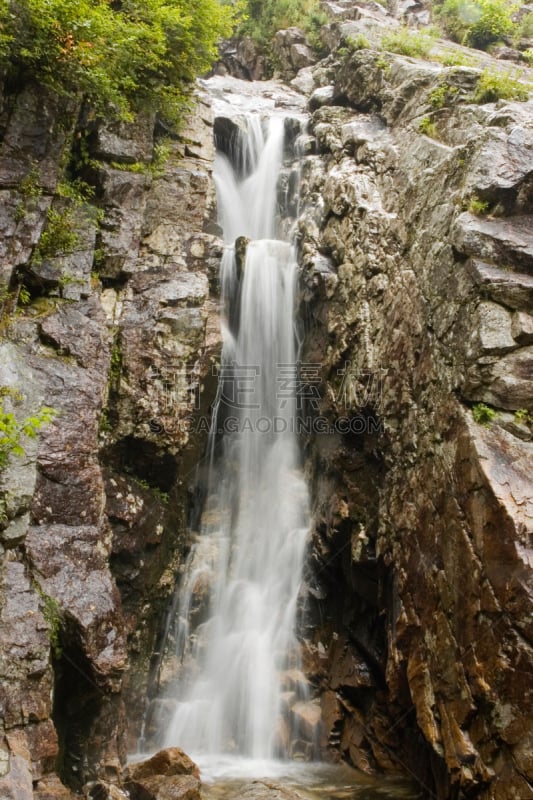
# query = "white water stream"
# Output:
<box><xmin>163</xmin><ymin>114</ymin><xmax>310</xmax><ymax>761</ymax></box>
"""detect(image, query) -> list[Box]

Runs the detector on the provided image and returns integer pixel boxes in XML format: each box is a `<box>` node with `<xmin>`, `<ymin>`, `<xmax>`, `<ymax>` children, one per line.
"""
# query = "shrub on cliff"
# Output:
<box><xmin>435</xmin><ymin>0</ymin><xmax>518</xmax><ymax>49</ymax></box>
<box><xmin>239</xmin><ymin>0</ymin><xmax>327</xmax><ymax>50</ymax></box>
<box><xmin>0</xmin><ymin>390</ymin><xmax>55</xmax><ymax>470</ymax></box>
<box><xmin>0</xmin><ymin>0</ymin><xmax>234</xmax><ymax>121</ymax></box>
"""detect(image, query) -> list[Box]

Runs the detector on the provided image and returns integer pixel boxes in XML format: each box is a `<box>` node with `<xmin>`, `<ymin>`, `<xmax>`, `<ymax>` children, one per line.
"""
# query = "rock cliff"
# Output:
<box><xmin>0</xmin><ymin>81</ymin><xmax>221</xmax><ymax>797</ymax></box>
<box><xmin>296</xmin><ymin>38</ymin><xmax>533</xmax><ymax>800</ymax></box>
<box><xmin>0</xmin><ymin>9</ymin><xmax>532</xmax><ymax>800</ymax></box>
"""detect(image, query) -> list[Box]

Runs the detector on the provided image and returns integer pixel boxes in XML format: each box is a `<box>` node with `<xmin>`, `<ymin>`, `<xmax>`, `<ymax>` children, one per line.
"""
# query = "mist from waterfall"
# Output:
<box><xmin>163</xmin><ymin>114</ymin><xmax>310</xmax><ymax>762</ymax></box>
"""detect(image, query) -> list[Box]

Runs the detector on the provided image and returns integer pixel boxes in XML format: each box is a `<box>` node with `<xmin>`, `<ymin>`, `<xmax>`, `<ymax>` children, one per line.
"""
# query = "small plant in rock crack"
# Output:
<box><xmin>345</xmin><ymin>34</ymin><xmax>371</xmax><ymax>52</ymax></box>
<box><xmin>418</xmin><ymin>116</ymin><xmax>438</xmax><ymax>138</ymax></box>
<box><xmin>467</xmin><ymin>195</ymin><xmax>490</xmax><ymax>215</ymax></box>
<box><xmin>31</xmin><ymin>207</ymin><xmax>79</xmax><ymax>265</ymax></box>
<box><xmin>381</xmin><ymin>26</ymin><xmax>435</xmax><ymax>58</ymax></box>
<box><xmin>514</xmin><ymin>408</ymin><xmax>533</xmax><ymax>426</ymax></box>
<box><xmin>472</xmin><ymin>402</ymin><xmax>499</xmax><ymax>426</ymax></box>
<box><xmin>33</xmin><ymin>583</ymin><xmax>63</xmax><ymax>659</ymax></box>
<box><xmin>428</xmin><ymin>83</ymin><xmax>458</xmax><ymax>108</ymax></box>
<box><xmin>42</xmin><ymin>595</ymin><xmax>63</xmax><ymax>659</ymax></box>
<box><xmin>0</xmin><ymin>392</ymin><xmax>56</xmax><ymax>470</ymax></box>
<box><xmin>17</xmin><ymin>285</ymin><xmax>31</xmax><ymax>306</ymax></box>
<box><xmin>472</xmin><ymin>68</ymin><xmax>530</xmax><ymax>103</ymax></box>
<box><xmin>15</xmin><ymin>164</ymin><xmax>43</xmax><ymax>221</ymax></box>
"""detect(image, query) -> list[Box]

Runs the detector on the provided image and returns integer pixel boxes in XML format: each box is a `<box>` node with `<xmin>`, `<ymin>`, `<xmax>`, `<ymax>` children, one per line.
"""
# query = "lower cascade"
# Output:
<box><xmin>160</xmin><ymin>113</ymin><xmax>311</xmax><ymax>762</ymax></box>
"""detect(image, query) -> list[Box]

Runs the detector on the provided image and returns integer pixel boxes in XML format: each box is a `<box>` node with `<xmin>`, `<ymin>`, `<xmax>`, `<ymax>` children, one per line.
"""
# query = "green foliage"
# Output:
<box><xmin>104</xmin><ymin>137</ymin><xmax>171</xmax><ymax>176</ymax></box>
<box><xmin>0</xmin><ymin>394</ymin><xmax>56</xmax><ymax>469</ymax></box>
<box><xmin>58</xmin><ymin>272</ymin><xmax>84</xmax><ymax>289</ymax></box>
<box><xmin>35</xmin><ymin>588</ymin><xmax>63</xmax><ymax>659</ymax></box>
<box><xmin>109</xmin><ymin>160</ymin><xmax>149</xmax><ymax>174</ymax></box>
<box><xmin>239</xmin><ymin>0</ymin><xmax>326</xmax><ymax>50</ymax></box>
<box><xmin>15</xmin><ymin>164</ymin><xmax>43</xmax><ymax>221</ymax></box>
<box><xmin>0</xmin><ymin>0</ymin><xmax>234</xmax><ymax>123</ymax></box>
<box><xmin>92</xmin><ymin>249</ymin><xmax>104</xmax><ymax>270</ymax></box>
<box><xmin>472</xmin><ymin>67</ymin><xmax>529</xmax><ymax>102</ymax></box>
<box><xmin>436</xmin><ymin>0</ymin><xmax>518</xmax><ymax>50</ymax></box>
<box><xmin>345</xmin><ymin>34</ymin><xmax>371</xmax><ymax>52</ymax></box>
<box><xmin>418</xmin><ymin>116</ymin><xmax>438</xmax><ymax>137</ymax></box>
<box><xmin>132</xmin><ymin>476</ymin><xmax>169</xmax><ymax>504</ymax></box>
<box><xmin>304</xmin><ymin>5</ymin><xmax>329</xmax><ymax>52</ymax></box>
<box><xmin>472</xmin><ymin>402</ymin><xmax>498</xmax><ymax>426</ymax></box>
<box><xmin>521</xmin><ymin>11</ymin><xmax>533</xmax><ymax>36</ymax></box>
<box><xmin>428</xmin><ymin>83</ymin><xmax>458</xmax><ymax>107</ymax></box>
<box><xmin>111</xmin><ymin>339</ymin><xmax>121</xmax><ymax>373</ymax></box>
<box><xmin>522</xmin><ymin>48</ymin><xmax>533</xmax><ymax>65</ymax></box>
<box><xmin>14</xmin><ymin>202</ymin><xmax>27</xmax><ymax>223</ymax></box>
<box><xmin>109</xmin><ymin>334</ymin><xmax>122</xmax><ymax>390</ymax></box>
<box><xmin>467</xmin><ymin>194</ymin><xmax>489</xmax><ymax>214</ymax></box>
<box><xmin>99</xmin><ymin>407</ymin><xmax>111</xmax><ymax>433</ymax></box>
<box><xmin>375</xmin><ymin>54</ymin><xmax>391</xmax><ymax>73</ymax></box>
<box><xmin>31</xmin><ymin>206</ymin><xmax>79</xmax><ymax>265</ymax></box>
<box><xmin>18</xmin><ymin>165</ymin><xmax>43</xmax><ymax>198</ymax></box>
<box><xmin>57</xmin><ymin>178</ymin><xmax>95</xmax><ymax>203</ymax></box>
<box><xmin>381</xmin><ymin>26</ymin><xmax>435</xmax><ymax>58</ymax></box>
<box><xmin>17</xmin><ymin>285</ymin><xmax>31</xmax><ymax>305</ymax></box>
<box><xmin>434</xmin><ymin>48</ymin><xmax>477</xmax><ymax>66</ymax></box>
<box><xmin>514</xmin><ymin>408</ymin><xmax>533</xmax><ymax>425</ymax></box>
<box><xmin>151</xmin><ymin>139</ymin><xmax>172</xmax><ymax>177</ymax></box>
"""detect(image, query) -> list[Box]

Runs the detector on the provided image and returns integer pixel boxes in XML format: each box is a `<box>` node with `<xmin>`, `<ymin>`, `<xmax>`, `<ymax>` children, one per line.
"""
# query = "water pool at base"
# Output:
<box><xmin>195</xmin><ymin>757</ymin><xmax>419</xmax><ymax>800</ymax></box>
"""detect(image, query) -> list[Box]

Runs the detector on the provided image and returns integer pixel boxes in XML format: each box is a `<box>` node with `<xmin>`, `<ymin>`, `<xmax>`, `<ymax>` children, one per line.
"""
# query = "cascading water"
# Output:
<box><xmin>162</xmin><ymin>114</ymin><xmax>311</xmax><ymax>762</ymax></box>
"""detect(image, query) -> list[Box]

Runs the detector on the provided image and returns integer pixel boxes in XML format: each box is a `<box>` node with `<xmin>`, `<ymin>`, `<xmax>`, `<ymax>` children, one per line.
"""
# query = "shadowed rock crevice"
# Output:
<box><xmin>101</xmin><ymin>438</ymin><xmax>178</xmax><ymax>495</ymax></box>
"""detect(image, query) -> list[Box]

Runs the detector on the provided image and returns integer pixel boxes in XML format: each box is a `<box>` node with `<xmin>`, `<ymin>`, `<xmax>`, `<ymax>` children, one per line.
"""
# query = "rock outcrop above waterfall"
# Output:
<box><xmin>0</xmin><ymin>83</ymin><xmax>221</xmax><ymax>795</ymax></box>
<box><xmin>295</xmin><ymin>38</ymin><xmax>533</xmax><ymax>800</ymax></box>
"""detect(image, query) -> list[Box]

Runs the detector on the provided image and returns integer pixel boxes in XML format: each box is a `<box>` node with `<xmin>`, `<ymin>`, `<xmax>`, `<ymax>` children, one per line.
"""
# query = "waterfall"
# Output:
<box><xmin>162</xmin><ymin>114</ymin><xmax>310</xmax><ymax>763</ymax></box>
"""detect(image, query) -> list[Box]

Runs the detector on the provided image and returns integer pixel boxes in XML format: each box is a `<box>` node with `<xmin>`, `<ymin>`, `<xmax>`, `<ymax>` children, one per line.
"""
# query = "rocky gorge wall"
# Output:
<box><xmin>292</xmin><ymin>33</ymin><xmax>533</xmax><ymax>800</ymax></box>
<box><xmin>0</xmin><ymin>80</ymin><xmax>222</xmax><ymax>798</ymax></box>
<box><xmin>0</xmin><ymin>9</ymin><xmax>532</xmax><ymax>800</ymax></box>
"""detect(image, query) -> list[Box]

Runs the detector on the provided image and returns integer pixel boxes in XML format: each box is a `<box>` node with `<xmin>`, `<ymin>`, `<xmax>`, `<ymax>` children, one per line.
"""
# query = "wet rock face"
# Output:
<box><xmin>297</xmin><ymin>44</ymin><xmax>532</xmax><ymax>799</ymax></box>
<box><xmin>125</xmin><ymin>748</ymin><xmax>201</xmax><ymax>800</ymax></box>
<box><xmin>273</xmin><ymin>29</ymin><xmax>317</xmax><ymax>81</ymax></box>
<box><xmin>216</xmin><ymin>38</ymin><xmax>267</xmax><ymax>81</ymax></box>
<box><xmin>0</xmin><ymin>80</ymin><xmax>221</xmax><ymax>795</ymax></box>
<box><xmin>226</xmin><ymin>782</ymin><xmax>305</xmax><ymax>800</ymax></box>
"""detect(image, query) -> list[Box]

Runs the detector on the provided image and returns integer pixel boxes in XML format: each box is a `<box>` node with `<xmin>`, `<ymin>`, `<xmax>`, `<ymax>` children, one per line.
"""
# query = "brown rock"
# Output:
<box><xmin>299</xmin><ymin>43</ymin><xmax>533</xmax><ymax>800</ymax></box>
<box><xmin>34</xmin><ymin>774</ymin><xmax>76</xmax><ymax>800</ymax></box>
<box><xmin>340</xmin><ymin>716</ymin><xmax>373</xmax><ymax>774</ymax></box>
<box><xmin>84</xmin><ymin>781</ymin><xmax>130</xmax><ymax>800</ymax></box>
<box><xmin>0</xmin><ymin>753</ymin><xmax>33</xmax><ymax>800</ymax></box>
<box><xmin>511</xmin><ymin>310</ymin><xmax>533</xmax><ymax>344</ymax></box>
<box><xmin>127</xmin><ymin>748</ymin><xmax>200</xmax><ymax>781</ymax></box>
<box><xmin>227</xmin><ymin>781</ymin><xmax>305</xmax><ymax>800</ymax></box>
<box><xmin>125</xmin><ymin>747</ymin><xmax>200</xmax><ymax>800</ymax></box>
<box><xmin>126</xmin><ymin>774</ymin><xmax>201</xmax><ymax>800</ymax></box>
<box><xmin>329</xmin><ymin>637</ymin><xmax>376</xmax><ymax>691</ymax></box>
<box><xmin>291</xmin><ymin>700</ymin><xmax>322</xmax><ymax>741</ymax></box>
<box><xmin>320</xmin><ymin>690</ymin><xmax>343</xmax><ymax>741</ymax></box>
